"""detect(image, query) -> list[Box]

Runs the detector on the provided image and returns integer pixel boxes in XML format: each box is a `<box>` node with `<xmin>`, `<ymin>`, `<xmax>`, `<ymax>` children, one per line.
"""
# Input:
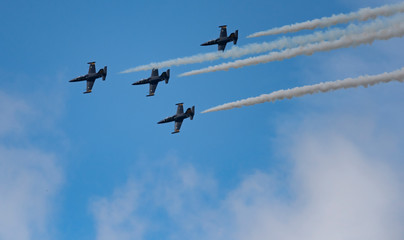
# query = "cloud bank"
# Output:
<box><xmin>0</xmin><ymin>91</ymin><xmax>63</xmax><ymax>240</ymax></box>
<box><xmin>220</xmin><ymin>122</ymin><xmax>404</xmax><ymax>240</ymax></box>
<box><xmin>90</xmin><ymin>115</ymin><xmax>404</xmax><ymax>240</ymax></box>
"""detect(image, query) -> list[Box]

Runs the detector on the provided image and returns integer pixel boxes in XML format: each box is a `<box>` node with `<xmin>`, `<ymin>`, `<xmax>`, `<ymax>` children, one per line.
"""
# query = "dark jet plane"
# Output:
<box><xmin>69</xmin><ymin>62</ymin><xmax>107</xmax><ymax>94</ymax></box>
<box><xmin>132</xmin><ymin>68</ymin><xmax>170</xmax><ymax>97</ymax></box>
<box><xmin>201</xmin><ymin>25</ymin><xmax>238</xmax><ymax>51</ymax></box>
<box><xmin>158</xmin><ymin>103</ymin><xmax>195</xmax><ymax>134</ymax></box>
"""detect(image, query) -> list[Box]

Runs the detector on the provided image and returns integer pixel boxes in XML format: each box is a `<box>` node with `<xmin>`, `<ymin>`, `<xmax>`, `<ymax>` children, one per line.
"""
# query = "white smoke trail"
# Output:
<box><xmin>202</xmin><ymin>67</ymin><xmax>404</xmax><ymax>113</ymax></box>
<box><xmin>181</xmin><ymin>21</ymin><xmax>404</xmax><ymax>77</ymax></box>
<box><xmin>121</xmin><ymin>16</ymin><xmax>403</xmax><ymax>74</ymax></box>
<box><xmin>247</xmin><ymin>1</ymin><xmax>404</xmax><ymax>38</ymax></box>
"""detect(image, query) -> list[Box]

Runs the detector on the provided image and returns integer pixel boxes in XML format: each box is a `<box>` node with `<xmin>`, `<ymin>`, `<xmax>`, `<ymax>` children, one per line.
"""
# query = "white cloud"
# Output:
<box><xmin>0</xmin><ymin>92</ymin><xmax>32</xmax><ymax>137</ymax></box>
<box><xmin>91</xmin><ymin>181</ymin><xmax>145</xmax><ymax>240</ymax></box>
<box><xmin>90</xmin><ymin>155</ymin><xmax>217</xmax><ymax>240</ymax></box>
<box><xmin>0</xmin><ymin>91</ymin><xmax>63</xmax><ymax>240</ymax></box>
<box><xmin>0</xmin><ymin>147</ymin><xmax>62</xmax><ymax>240</ymax></box>
<box><xmin>221</xmin><ymin>121</ymin><xmax>404</xmax><ymax>240</ymax></box>
<box><xmin>92</xmin><ymin>109</ymin><xmax>404</xmax><ymax>240</ymax></box>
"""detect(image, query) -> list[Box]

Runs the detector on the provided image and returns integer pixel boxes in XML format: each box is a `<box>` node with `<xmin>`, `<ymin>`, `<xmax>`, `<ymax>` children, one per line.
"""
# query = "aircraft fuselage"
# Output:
<box><xmin>69</xmin><ymin>72</ymin><xmax>102</xmax><ymax>83</ymax></box>
<box><xmin>132</xmin><ymin>76</ymin><xmax>162</xmax><ymax>85</ymax></box>
<box><xmin>158</xmin><ymin>113</ymin><xmax>188</xmax><ymax>124</ymax></box>
<box><xmin>69</xmin><ymin>62</ymin><xmax>107</xmax><ymax>94</ymax></box>
<box><xmin>201</xmin><ymin>26</ymin><xmax>238</xmax><ymax>51</ymax></box>
<box><xmin>201</xmin><ymin>37</ymin><xmax>233</xmax><ymax>47</ymax></box>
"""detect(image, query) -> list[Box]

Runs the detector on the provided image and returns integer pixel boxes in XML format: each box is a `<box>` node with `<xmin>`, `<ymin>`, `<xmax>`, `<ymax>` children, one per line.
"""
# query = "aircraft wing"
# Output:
<box><xmin>148</xmin><ymin>82</ymin><xmax>158</xmax><ymax>96</ymax></box>
<box><xmin>218</xmin><ymin>43</ymin><xmax>227</xmax><ymax>51</ymax></box>
<box><xmin>220</xmin><ymin>26</ymin><xmax>227</xmax><ymax>38</ymax></box>
<box><xmin>151</xmin><ymin>68</ymin><xmax>159</xmax><ymax>77</ymax></box>
<box><xmin>88</xmin><ymin>63</ymin><xmax>96</xmax><ymax>74</ymax></box>
<box><xmin>85</xmin><ymin>80</ymin><xmax>95</xmax><ymax>93</ymax></box>
<box><xmin>172</xmin><ymin>120</ymin><xmax>183</xmax><ymax>134</ymax></box>
<box><xmin>176</xmin><ymin>103</ymin><xmax>184</xmax><ymax>115</ymax></box>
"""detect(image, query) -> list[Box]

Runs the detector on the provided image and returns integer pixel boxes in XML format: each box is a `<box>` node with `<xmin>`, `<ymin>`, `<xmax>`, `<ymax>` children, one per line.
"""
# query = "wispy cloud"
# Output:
<box><xmin>247</xmin><ymin>1</ymin><xmax>404</xmax><ymax>37</ymax></box>
<box><xmin>0</xmin><ymin>92</ymin><xmax>32</xmax><ymax>137</ymax></box>
<box><xmin>91</xmin><ymin>181</ymin><xmax>145</xmax><ymax>240</ymax></box>
<box><xmin>0</xmin><ymin>91</ymin><xmax>63</xmax><ymax>240</ymax></box>
<box><xmin>90</xmin><ymin>154</ymin><xmax>217</xmax><ymax>240</ymax></box>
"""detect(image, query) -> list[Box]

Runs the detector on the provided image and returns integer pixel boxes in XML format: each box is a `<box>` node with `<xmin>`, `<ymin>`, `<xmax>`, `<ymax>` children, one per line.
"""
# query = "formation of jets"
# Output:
<box><xmin>69</xmin><ymin>25</ymin><xmax>238</xmax><ymax>133</ymax></box>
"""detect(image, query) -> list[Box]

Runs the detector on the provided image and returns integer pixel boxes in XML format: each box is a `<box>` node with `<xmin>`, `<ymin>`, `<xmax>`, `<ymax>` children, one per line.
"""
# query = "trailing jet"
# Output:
<box><xmin>201</xmin><ymin>25</ymin><xmax>238</xmax><ymax>51</ymax></box>
<box><xmin>69</xmin><ymin>62</ymin><xmax>107</xmax><ymax>94</ymax></box>
<box><xmin>158</xmin><ymin>103</ymin><xmax>195</xmax><ymax>134</ymax></box>
<box><xmin>132</xmin><ymin>68</ymin><xmax>170</xmax><ymax>97</ymax></box>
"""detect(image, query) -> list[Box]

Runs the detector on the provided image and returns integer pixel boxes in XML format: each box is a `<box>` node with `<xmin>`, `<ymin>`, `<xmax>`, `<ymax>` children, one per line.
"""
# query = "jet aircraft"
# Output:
<box><xmin>201</xmin><ymin>25</ymin><xmax>238</xmax><ymax>51</ymax></box>
<box><xmin>69</xmin><ymin>62</ymin><xmax>107</xmax><ymax>94</ymax></box>
<box><xmin>132</xmin><ymin>68</ymin><xmax>170</xmax><ymax>97</ymax></box>
<box><xmin>158</xmin><ymin>103</ymin><xmax>195</xmax><ymax>134</ymax></box>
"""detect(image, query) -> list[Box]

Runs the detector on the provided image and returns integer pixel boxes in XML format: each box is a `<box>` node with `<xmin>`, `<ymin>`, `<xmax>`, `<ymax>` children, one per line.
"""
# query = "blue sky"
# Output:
<box><xmin>1</xmin><ymin>0</ymin><xmax>404</xmax><ymax>240</ymax></box>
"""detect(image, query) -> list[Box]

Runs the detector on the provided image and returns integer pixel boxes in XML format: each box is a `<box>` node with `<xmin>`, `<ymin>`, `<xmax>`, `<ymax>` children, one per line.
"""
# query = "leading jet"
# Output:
<box><xmin>201</xmin><ymin>25</ymin><xmax>238</xmax><ymax>51</ymax></box>
<box><xmin>69</xmin><ymin>62</ymin><xmax>107</xmax><ymax>94</ymax></box>
<box><xmin>132</xmin><ymin>68</ymin><xmax>170</xmax><ymax>97</ymax></box>
<box><xmin>158</xmin><ymin>103</ymin><xmax>195</xmax><ymax>134</ymax></box>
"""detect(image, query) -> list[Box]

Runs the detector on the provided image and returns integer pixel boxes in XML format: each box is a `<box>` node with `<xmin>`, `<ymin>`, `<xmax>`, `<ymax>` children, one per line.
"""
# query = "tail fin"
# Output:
<box><xmin>233</xmin><ymin>30</ymin><xmax>238</xmax><ymax>45</ymax></box>
<box><xmin>165</xmin><ymin>69</ymin><xmax>170</xmax><ymax>84</ymax></box>
<box><xmin>98</xmin><ymin>67</ymin><xmax>107</xmax><ymax>80</ymax></box>
<box><xmin>186</xmin><ymin>106</ymin><xmax>195</xmax><ymax>120</ymax></box>
<box><xmin>162</xmin><ymin>69</ymin><xmax>170</xmax><ymax>84</ymax></box>
<box><xmin>102</xmin><ymin>66</ymin><xmax>107</xmax><ymax>80</ymax></box>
